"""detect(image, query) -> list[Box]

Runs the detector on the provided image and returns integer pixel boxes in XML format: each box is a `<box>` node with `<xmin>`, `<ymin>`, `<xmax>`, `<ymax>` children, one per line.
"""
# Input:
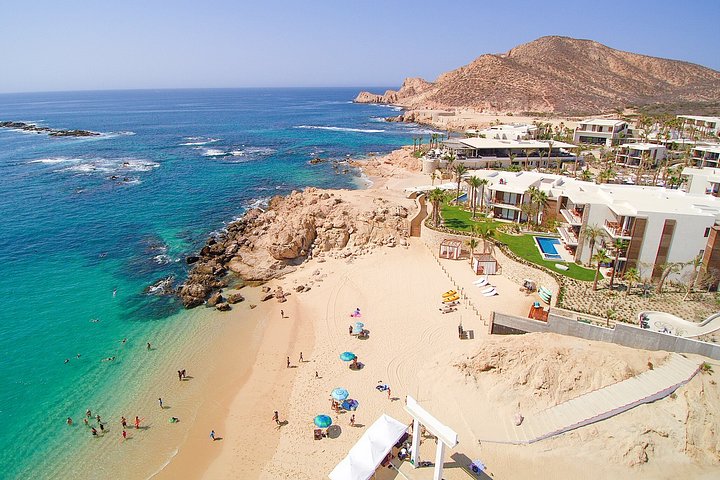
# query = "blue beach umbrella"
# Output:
<box><xmin>339</xmin><ymin>351</ymin><xmax>356</xmax><ymax>362</ymax></box>
<box><xmin>331</xmin><ymin>387</ymin><xmax>350</xmax><ymax>401</ymax></box>
<box><xmin>355</xmin><ymin>322</ymin><xmax>364</xmax><ymax>329</ymax></box>
<box><xmin>314</xmin><ymin>414</ymin><xmax>333</xmax><ymax>428</ymax></box>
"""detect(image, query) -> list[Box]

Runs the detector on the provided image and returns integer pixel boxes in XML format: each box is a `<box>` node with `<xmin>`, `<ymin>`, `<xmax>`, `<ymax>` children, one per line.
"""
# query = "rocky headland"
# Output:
<box><xmin>0</xmin><ymin>121</ymin><xmax>100</xmax><ymax>137</ymax></box>
<box><xmin>355</xmin><ymin>36</ymin><xmax>720</xmax><ymax>115</ymax></box>
<box><xmin>178</xmin><ymin>186</ymin><xmax>412</xmax><ymax>309</ymax></box>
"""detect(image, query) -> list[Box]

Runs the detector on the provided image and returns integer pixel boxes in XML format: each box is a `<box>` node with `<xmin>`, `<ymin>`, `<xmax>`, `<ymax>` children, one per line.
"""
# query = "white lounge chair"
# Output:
<box><xmin>479</xmin><ymin>286</ymin><xmax>494</xmax><ymax>294</ymax></box>
<box><xmin>474</xmin><ymin>278</ymin><xmax>489</xmax><ymax>287</ymax></box>
<box><xmin>481</xmin><ymin>288</ymin><xmax>497</xmax><ymax>297</ymax></box>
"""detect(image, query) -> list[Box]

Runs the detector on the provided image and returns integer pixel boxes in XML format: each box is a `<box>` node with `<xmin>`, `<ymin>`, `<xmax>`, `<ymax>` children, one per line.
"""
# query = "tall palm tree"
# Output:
<box><xmin>531</xmin><ymin>189</ymin><xmax>549</xmax><ymax>226</ymax></box>
<box><xmin>444</xmin><ymin>152</ymin><xmax>456</xmax><ymax>177</ymax></box>
<box><xmin>467</xmin><ymin>176</ymin><xmax>482</xmax><ymax>219</ymax></box>
<box><xmin>428</xmin><ymin>188</ymin><xmax>445</xmax><ymax>227</ymax></box>
<box><xmin>477</xmin><ymin>178</ymin><xmax>489</xmax><ymax>213</ymax></box>
<box><xmin>624</xmin><ymin>267</ymin><xmax>640</xmax><ymax>296</ymax></box>
<box><xmin>454</xmin><ymin>164</ymin><xmax>468</xmax><ymax>206</ymax></box>
<box><xmin>574</xmin><ymin>145</ymin><xmax>585</xmax><ymax>179</ymax></box>
<box><xmin>537</xmin><ymin>149</ymin><xmax>546</xmax><ymax>170</ymax></box>
<box><xmin>580</xmin><ymin>169</ymin><xmax>593</xmax><ymax>182</ymax></box>
<box><xmin>430</xmin><ymin>171</ymin><xmax>437</xmax><ymax>186</ymax></box>
<box><xmin>524</xmin><ymin>148</ymin><xmax>534</xmax><ymax>171</ymax></box>
<box><xmin>520</xmin><ymin>203</ymin><xmax>534</xmax><ymax>228</ymax></box>
<box><xmin>467</xmin><ymin>238</ymin><xmax>479</xmax><ymax>264</ymax></box>
<box><xmin>582</xmin><ymin>225</ymin><xmax>604</xmax><ymax>266</ymax></box>
<box><xmin>592</xmin><ymin>248</ymin><xmax>610</xmax><ymax>291</ymax></box>
<box><xmin>684</xmin><ymin>254</ymin><xmax>703</xmax><ymax>301</ymax></box>
<box><xmin>609</xmin><ymin>239</ymin><xmax>628</xmax><ymax>289</ymax></box>
<box><xmin>479</xmin><ymin>228</ymin><xmax>495</xmax><ymax>254</ymax></box>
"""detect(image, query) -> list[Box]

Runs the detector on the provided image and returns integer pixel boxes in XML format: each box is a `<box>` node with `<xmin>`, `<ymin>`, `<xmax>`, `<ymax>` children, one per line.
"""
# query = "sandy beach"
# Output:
<box><xmin>75</xmin><ymin>149</ymin><xmax>720</xmax><ymax>480</ymax></box>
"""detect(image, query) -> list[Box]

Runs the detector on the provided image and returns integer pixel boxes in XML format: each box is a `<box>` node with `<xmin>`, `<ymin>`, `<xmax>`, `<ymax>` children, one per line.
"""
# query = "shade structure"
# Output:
<box><xmin>339</xmin><ymin>351</ymin><xmax>357</xmax><ymax>362</ymax></box>
<box><xmin>314</xmin><ymin>414</ymin><xmax>333</xmax><ymax>428</ymax></box>
<box><xmin>331</xmin><ymin>388</ymin><xmax>350</xmax><ymax>401</ymax></box>
<box><xmin>355</xmin><ymin>322</ymin><xmax>364</xmax><ymax>329</ymax></box>
<box><xmin>328</xmin><ymin>414</ymin><xmax>408</xmax><ymax>480</ymax></box>
<box><xmin>341</xmin><ymin>399</ymin><xmax>359</xmax><ymax>411</ymax></box>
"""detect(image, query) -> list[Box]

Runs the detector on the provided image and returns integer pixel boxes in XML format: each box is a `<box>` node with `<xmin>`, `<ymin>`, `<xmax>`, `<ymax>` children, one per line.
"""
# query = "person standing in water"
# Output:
<box><xmin>66</xmin><ymin>417</ymin><xmax>73</xmax><ymax>426</ymax></box>
<box><xmin>134</xmin><ymin>416</ymin><xmax>140</xmax><ymax>429</ymax></box>
<box><xmin>121</xmin><ymin>417</ymin><xmax>127</xmax><ymax>429</ymax></box>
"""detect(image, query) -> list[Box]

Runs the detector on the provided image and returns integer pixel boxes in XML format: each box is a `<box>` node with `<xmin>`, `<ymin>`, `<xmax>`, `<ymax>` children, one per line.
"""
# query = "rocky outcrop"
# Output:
<box><xmin>178</xmin><ymin>187</ymin><xmax>410</xmax><ymax>308</ymax></box>
<box><xmin>0</xmin><ymin>121</ymin><xmax>100</xmax><ymax>137</ymax></box>
<box><xmin>355</xmin><ymin>36</ymin><xmax>720</xmax><ymax>114</ymax></box>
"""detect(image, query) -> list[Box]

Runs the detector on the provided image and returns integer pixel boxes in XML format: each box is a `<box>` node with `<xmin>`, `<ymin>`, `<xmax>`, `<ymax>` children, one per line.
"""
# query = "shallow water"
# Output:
<box><xmin>0</xmin><ymin>88</ymin><xmax>431</xmax><ymax>478</ymax></box>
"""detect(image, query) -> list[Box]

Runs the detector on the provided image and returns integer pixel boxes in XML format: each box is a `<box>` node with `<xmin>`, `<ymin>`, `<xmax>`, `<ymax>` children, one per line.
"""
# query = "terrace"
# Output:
<box><xmin>603</xmin><ymin>219</ymin><xmax>632</xmax><ymax>239</ymax></box>
<box><xmin>560</xmin><ymin>208</ymin><xmax>583</xmax><ymax>226</ymax></box>
<box><xmin>557</xmin><ymin>225</ymin><xmax>579</xmax><ymax>246</ymax></box>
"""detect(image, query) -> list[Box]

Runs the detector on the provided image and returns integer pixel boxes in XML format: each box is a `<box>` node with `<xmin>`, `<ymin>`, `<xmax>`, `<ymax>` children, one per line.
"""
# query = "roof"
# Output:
<box><xmin>682</xmin><ymin>167</ymin><xmax>720</xmax><ymax>184</ymax></box>
<box><xmin>473</xmin><ymin>253</ymin><xmax>497</xmax><ymax>263</ymax></box>
<box><xmin>440</xmin><ymin>239</ymin><xmax>463</xmax><ymax>247</ymax></box>
<box><xmin>693</xmin><ymin>144</ymin><xmax>720</xmax><ymax>154</ymax></box>
<box><xmin>578</xmin><ymin>118</ymin><xmax>627</xmax><ymax>127</ymax></box>
<box><xmin>328</xmin><ymin>414</ymin><xmax>408</xmax><ymax>480</ymax></box>
<box><xmin>457</xmin><ymin>137</ymin><xmax>576</xmax><ymax>150</ymax></box>
<box><xmin>619</xmin><ymin>143</ymin><xmax>666</xmax><ymax>151</ymax></box>
<box><xmin>677</xmin><ymin>115</ymin><xmax>720</xmax><ymax>123</ymax></box>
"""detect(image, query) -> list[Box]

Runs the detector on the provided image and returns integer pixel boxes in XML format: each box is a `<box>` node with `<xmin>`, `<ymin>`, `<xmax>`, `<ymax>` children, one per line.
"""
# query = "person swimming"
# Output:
<box><xmin>102</xmin><ymin>356</ymin><xmax>116</xmax><ymax>362</ymax></box>
<box><xmin>113</xmin><ymin>288</ymin><xmax>117</xmax><ymax>297</ymax></box>
<box><xmin>90</xmin><ymin>318</ymin><xmax>100</xmax><ymax>323</ymax></box>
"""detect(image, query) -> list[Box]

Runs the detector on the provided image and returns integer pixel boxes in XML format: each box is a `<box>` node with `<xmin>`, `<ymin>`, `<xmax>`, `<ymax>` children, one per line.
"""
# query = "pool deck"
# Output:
<box><xmin>534</xmin><ymin>236</ymin><xmax>575</xmax><ymax>263</ymax></box>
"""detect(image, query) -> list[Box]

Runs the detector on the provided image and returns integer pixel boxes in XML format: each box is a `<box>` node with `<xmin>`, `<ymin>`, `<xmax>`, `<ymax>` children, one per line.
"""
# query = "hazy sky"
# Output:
<box><xmin>2</xmin><ymin>0</ymin><xmax>719</xmax><ymax>93</ymax></box>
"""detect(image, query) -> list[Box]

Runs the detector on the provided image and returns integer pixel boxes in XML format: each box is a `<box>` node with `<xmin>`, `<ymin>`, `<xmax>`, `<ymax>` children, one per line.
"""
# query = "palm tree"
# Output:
<box><xmin>467</xmin><ymin>176</ymin><xmax>482</xmax><ymax>219</ymax></box>
<box><xmin>684</xmin><ymin>254</ymin><xmax>703</xmax><ymax>301</ymax></box>
<box><xmin>467</xmin><ymin>238</ymin><xmax>479</xmax><ymax>264</ymax></box>
<box><xmin>520</xmin><ymin>203</ymin><xmax>534</xmax><ymax>228</ymax></box>
<box><xmin>582</xmin><ymin>225</ymin><xmax>604</xmax><ymax>266</ymax></box>
<box><xmin>580</xmin><ymin>169</ymin><xmax>593</xmax><ymax>182</ymax></box>
<box><xmin>479</xmin><ymin>228</ymin><xmax>495</xmax><ymax>254</ymax></box>
<box><xmin>428</xmin><ymin>188</ymin><xmax>445</xmax><ymax>227</ymax></box>
<box><xmin>624</xmin><ymin>267</ymin><xmax>640</xmax><ymax>296</ymax></box>
<box><xmin>454</xmin><ymin>164</ymin><xmax>468</xmax><ymax>206</ymax></box>
<box><xmin>592</xmin><ymin>248</ymin><xmax>610</xmax><ymax>291</ymax></box>
<box><xmin>509</xmin><ymin>152</ymin><xmax>517</xmax><ymax>169</ymax></box>
<box><xmin>430</xmin><ymin>171</ymin><xmax>437</xmax><ymax>186</ymax></box>
<box><xmin>537</xmin><ymin>149</ymin><xmax>546</xmax><ymax>170</ymax></box>
<box><xmin>444</xmin><ymin>152</ymin><xmax>456</xmax><ymax>177</ymax></box>
<box><xmin>609</xmin><ymin>239</ymin><xmax>628</xmax><ymax>289</ymax></box>
<box><xmin>477</xmin><ymin>178</ymin><xmax>489</xmax><ymax>213</ymax></box>
<box><xmin>656</xmin><ymin>262</ymin><xmax>683</xmax><ymax>294</ymax></box>
<box><xmin>530</xmin><ymin>189</ymin><xmax>549</xmax><ymax>225</ymax></box>
<box><xmin>524</xmin><ymin>148</ymin><xmax>534</xmax><ymax>171</ymax></box>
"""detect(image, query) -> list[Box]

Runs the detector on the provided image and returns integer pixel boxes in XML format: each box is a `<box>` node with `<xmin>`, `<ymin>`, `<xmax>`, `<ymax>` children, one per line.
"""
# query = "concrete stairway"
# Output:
<box><xmin>478</xmin><ymin>353</ymin><xmax>701</xmax><ymax>444</ymax></box>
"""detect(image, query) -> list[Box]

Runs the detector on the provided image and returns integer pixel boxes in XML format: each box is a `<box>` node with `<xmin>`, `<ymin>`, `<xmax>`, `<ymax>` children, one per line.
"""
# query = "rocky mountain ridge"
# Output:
<box><xmin>355</xmin><ymin>36</ymin><xmax>720</xmax><ymax>114</ymax></box>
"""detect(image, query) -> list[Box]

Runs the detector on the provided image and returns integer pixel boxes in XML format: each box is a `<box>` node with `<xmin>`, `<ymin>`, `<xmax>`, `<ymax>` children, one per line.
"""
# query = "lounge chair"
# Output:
<box><xmin>474</xmin><ymin>278</ymin><xmax>489</xmax><ymax>287</ymax></box>
<box><xmin>479</xmin><ymin>286</ymin><xmax>494</xmax><ymax>294</ymax></box>
<box><xmin>443</xmin><ymin>295</ymin><xmax>459</xmax><ymax>303</ymax></box>
<box><xmin>442</xmin><ymin>290</ymin><xmax>457</xmax><ymax>298</ymax></box>
<box><xmin>314</xmin><ymin>429</ymin><xmax>323</xmax><ymax>440</ymax></box>
<box><xmin>481</xmin><ymin>288</ymin><xmax>497</xmax><ymax>297</ymax></box>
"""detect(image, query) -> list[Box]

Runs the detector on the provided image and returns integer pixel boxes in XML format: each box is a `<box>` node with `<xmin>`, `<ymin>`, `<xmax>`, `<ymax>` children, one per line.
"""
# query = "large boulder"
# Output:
<box><xmin>207</xmin><ymin>291</ymin><xmax>223</xmax><ymax>307</ymax></box>
<box><xmin>227</xmin><ymin>293</ymin><xmax>245</xmax><ymax>304</ymax></box>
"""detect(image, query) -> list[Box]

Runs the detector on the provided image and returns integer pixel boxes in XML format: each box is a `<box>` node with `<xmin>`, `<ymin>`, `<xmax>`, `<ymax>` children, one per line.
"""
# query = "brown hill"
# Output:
<box><xmin>355</xmin><ymin>36</ymin><xmax>720</xmax><ymax>115</ymax></box>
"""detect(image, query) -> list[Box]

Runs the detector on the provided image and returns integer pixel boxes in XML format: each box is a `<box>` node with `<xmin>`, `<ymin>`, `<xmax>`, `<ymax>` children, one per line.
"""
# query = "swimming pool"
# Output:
<box><xmin>535</xmin><ymin>236</ymin><xmax>563</xmax><ymax>260</ymax></box>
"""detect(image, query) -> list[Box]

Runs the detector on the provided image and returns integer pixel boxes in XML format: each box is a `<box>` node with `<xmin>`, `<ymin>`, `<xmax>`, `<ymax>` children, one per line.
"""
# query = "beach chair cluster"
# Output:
<box><xmin>538</xmin><ymin>286</ymin><xmax>553</xmax><ymax>304</ymax></box>
<box><xmin>472</xmin><ymin>275</ymin><xmax>497</xmax><ymax>296</ymax></box>
<box><xmin>440</xmin><ymin>290</ymin><xmax>459</xmax><ymax>313</ymax></box>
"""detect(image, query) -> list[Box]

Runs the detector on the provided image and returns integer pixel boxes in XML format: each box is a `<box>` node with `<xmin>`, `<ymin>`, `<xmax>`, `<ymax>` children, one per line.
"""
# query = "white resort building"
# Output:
<box><xmin>677</xmin><ymin>115</ymin><xmax>720</xmax><ymax>138</ymax></box>
<box><xmin>465</xmin><ymin>123</ymin><xmax>538</xmax><ymax>141</ymax></box>
<box><xmin>462</xmin><ymin>170</ymin><xmax>720</xmax><ymax>282</ymax></box>
<box><xmin>614</xmin><ymin>143</ymin><xmax>667</xmax><ymax>168</ymax></box>
<box><xmin>573</xmin><ymin>119</ymin><xmax>629</xmax><ymax>147</ymax></box>
<box><xmin>689</xmin><ymin>144</ymin><xmax>720</xmax><ymax>168</ymax></box>
<box><xmin>682</xmin><ymin>166</ymin><xmax>720</xmax><ymax>197</ymax></box>
<box><xmin>424</xmin><ymin>138</ymin><xmax>577</xmax><ymax>173</ymax></box>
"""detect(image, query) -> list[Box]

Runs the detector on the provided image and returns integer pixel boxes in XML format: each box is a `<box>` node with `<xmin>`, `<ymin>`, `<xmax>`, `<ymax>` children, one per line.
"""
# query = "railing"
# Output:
<box><xmin>557</xmin><ymin>226</ymin><xmax>579</xmax><ymax>246</ymax></box>
<box><xmin>603</xmin><ymin>219</ymin><xmax>631</xmax><ymax>238</ymax></box>
<box><xmin>560</xmin><ymin>208</ymin><xmax>582</xmax><ymax>225</ymax></box>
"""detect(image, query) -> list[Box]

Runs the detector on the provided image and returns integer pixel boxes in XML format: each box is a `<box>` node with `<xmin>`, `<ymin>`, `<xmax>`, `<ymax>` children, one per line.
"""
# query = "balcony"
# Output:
<box><xmin>560</xmin><ymin>208</ymin><xmax>583</xmax><ymax>226</ymax></box>
<box><xmin>557</xmin><ymin>226</ymin><xmax>579</xmax><ymax>246</ymax></box>
<box><xmin>603</xmin><ymin>219</ymin><xmax>632</xmax><ymax>239</ymax></box>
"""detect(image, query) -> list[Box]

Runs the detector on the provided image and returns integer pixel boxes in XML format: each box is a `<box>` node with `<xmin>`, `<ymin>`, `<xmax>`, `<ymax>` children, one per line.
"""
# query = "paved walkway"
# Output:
<box><xmin>476</xmin><ymin>353</ymin><xmax>702</xmax><ymax>444</ymax></box>
<box><xmin>640</xmin><ymin>311</ymin><xmax>720</xmax><ymax>338</ymax></box>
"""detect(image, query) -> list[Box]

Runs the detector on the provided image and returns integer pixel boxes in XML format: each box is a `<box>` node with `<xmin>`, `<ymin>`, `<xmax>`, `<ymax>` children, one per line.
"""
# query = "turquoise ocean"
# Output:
<box><xmin>0</xmin><ymin>88</ymin><xmax>430</xmax><ymax>478</ymax></box>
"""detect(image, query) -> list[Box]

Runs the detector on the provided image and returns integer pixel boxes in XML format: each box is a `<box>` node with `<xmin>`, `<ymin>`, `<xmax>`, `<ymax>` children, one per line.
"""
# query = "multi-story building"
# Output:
<box><xmin>427</xmin><ymin>138</ymin><xmax>576</xmax><ymax>173</ymax></box>
<box><xmin>614</xmin><ymin>143</ymin><xmax>667</xmax><ymax>168</ymax></box>
<box><xmin>677</xmin><ymin>115</ymin><xmax>720</xmax><ymax>138</ymax></box>
<box><xmin>689</xmin><ymin>144</ymin><xmax>720</xmax><ymax>168</ymax></box>
<box><xmin>682</xmin><ymin>166</ymin><xmax>720</xmax><ymax>197</ymax></box>
<box><xmin>463</xmin><ymin>170</ymin><xmax>720</xmax><ymax>282</ymax></box>
<box><xmin>573</xmin><ymin>119</ymin><xmax>629</xmax><ymax>147</ymax></box>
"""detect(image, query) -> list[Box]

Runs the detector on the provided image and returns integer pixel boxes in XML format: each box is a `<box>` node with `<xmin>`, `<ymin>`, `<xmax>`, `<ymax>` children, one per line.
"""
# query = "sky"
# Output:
<box><xmin>1</xmin><ymin>0</ymin><xmax>719</xmax><ymax>94</ymax></box>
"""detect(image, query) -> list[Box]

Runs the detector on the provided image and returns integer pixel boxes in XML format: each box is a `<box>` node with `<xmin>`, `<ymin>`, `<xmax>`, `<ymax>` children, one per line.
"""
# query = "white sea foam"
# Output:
<box><xmin>29</xmin><ymin>157</ymin><xmax>80</xmax><ymax>165</ymax></box>
<box><xmin>200</xmin><ymin>148</ymin><xmax>230</xmax><ymax>157</ymax></box>
<box><xmin>180</xmin><ymin>138</ymin><xmax>219</xmax><ymax>146</ymax></box>
<box><xmin>55</xmin><ymin>157</ymin><xmax>159</xmax><ymax>175</ymax></box>
<box><xmin>295</xmin><ymin>125</ymin><xmax>385</xmax><ymax>133</ymax></box>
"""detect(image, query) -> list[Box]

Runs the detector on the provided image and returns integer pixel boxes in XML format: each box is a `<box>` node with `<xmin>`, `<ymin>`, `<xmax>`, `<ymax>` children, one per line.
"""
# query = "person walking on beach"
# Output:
<box><xmin>178</xmin><ymin>370</ymin><xmax>182</xmax><ymax>381</ymax></box>
<box><xmin>272</xmin><ymin>411</ymin><xmax>280</xmax><ymax>425</ymax></box>
<box><xmin>210</xmin><ymin>430</ymin><xmax>216</xmax><ymax>441</ymax></box>
<box><xmin>147</xmin><ymin>342</ymin><xmax>151</xmax><ymax>351</ymax></box>
<box><xmin>99</xmin><ymin>423</ymin><xmax>105</xmax><ymax>433</ymax></box>
<box><xmin>286</xmin><ymin>356</ymin><xmax>290</xmax><ymax>368</ymax></box>
<box><xmin>299</xmin><ymin>352</ymin><xmax>303</xmax><ymax>363</ymax></box>
<box><xmin>121</xmin><ymin>417</ymin><xmax>127</xmax><ymax>429</ymax></box>
<box><xmin>181</xmin><ymin>369</ymin><xmax>186</xmax><ymax>379</ymax></box>
<box><xmin>280</xmin><ymin>309</ymin><xmax>284</xmax><ymax>318</ymax></box>
<box><xmin>134</xmin><ymin>416</ymin><xmax>140</xmax><ymax>429</ymax></box>
<box><xmin>158</xmin><ymin>398</ymin><xmax>163</xmax><ymax>409</ymax></box>
<box><xmin>349</xmin><ymin>325</ymin><xmax>353</xmax><ymax>335</ymax></box>
<box><xmin>350</xmin><ymin>415</ymin><xmax>355</xmax><ymax>427</ymax></box>
<box><xmin>122</xmin><ymin>430</ymin><xmax>127</xmax><ymax>441</ymax></box>
<box><xmin>387</xmin><ymin>387</ymin><xmax>391</xmax><ymax>399</ymax></box>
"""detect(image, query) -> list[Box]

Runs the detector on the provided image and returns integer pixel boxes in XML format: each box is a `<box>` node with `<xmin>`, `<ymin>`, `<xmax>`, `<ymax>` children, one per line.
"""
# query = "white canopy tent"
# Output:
<box><xmin>328</xmin><ymin>414</ymin><xmax>408</xmax><ymax>480</ymax></box>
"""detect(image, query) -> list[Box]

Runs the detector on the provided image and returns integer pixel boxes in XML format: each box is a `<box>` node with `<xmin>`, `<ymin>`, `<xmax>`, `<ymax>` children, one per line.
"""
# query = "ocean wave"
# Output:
<box><xmin>200</xmin><ymin>148</ymin><xmax>230</xmax><ymax>157</ymax></box>
<box><xmin>295</xmin><ymin>125</ymin><xmax>385</xmax><ymax>133</ymax></box>
<box><xmin>29</xmin><ymin>157</ymin><xmax>80</xmax><ymax>165</ymax></box>
<box><xmin>54</xmin><ymin>157</ymin><xmax>160</xmax><ymax>175</ymax></box>
<box><xmin>180</xmin><ymin>137</ymin><xmax>219</xmax><ymax>146</ymax></box>
<box><xmin>230</xmin><ymin>147</ymin><xmax>276</xmax><ymax>157</ymax></box>
<box><xmin>198</xmin><ymin>146</ymin><xmax>276</xmax><ymax>160</ymax></box>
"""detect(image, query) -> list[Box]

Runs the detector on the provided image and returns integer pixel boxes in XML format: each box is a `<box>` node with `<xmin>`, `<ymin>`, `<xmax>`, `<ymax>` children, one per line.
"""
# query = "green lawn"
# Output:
<box><xmin>440</xmin><ymin>204</ymin><xmax>501</xmax><ymax>233</ymax></box>
<box><xmin>496</xmin><ymin>232</ymin><xmax>597</xmax><ymax>281</ymax></box>
<box><xmin>439</xmin><ymin>203</ymin><xmax>596</xmax><ymax>281</ymax></box>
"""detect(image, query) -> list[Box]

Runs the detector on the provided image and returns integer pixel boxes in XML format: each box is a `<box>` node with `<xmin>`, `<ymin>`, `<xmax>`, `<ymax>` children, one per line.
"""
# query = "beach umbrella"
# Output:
<box><xmin>314</xmin><ymin>414</ymin><xmax>333</xmax><ymax>428</ymax></box>
<box><xmin>341</xmin><ymin>399</ymin><xmax>359</xmax><ymax>411</ymax></box>
<box><xmin>339</xmin><ymin>351</ymin><xmax>356</xmax><ymax>362</ymax></box>
<box><xmin>331</xmin><ymin>387</ymin><xmax>350</xmax><ymax>401</ymax></box>
<box><xmin>354</xmin><ymin>322</ymin><xmax>364</xmax><ymax>329</ymax></box>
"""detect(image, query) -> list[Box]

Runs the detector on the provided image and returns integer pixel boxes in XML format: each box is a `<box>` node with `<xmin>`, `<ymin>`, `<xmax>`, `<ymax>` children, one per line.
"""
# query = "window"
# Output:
<box><xmin>705</xmin><ymin>227</ymin><xmax>711</xmax><ymax>237</ymax></box>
